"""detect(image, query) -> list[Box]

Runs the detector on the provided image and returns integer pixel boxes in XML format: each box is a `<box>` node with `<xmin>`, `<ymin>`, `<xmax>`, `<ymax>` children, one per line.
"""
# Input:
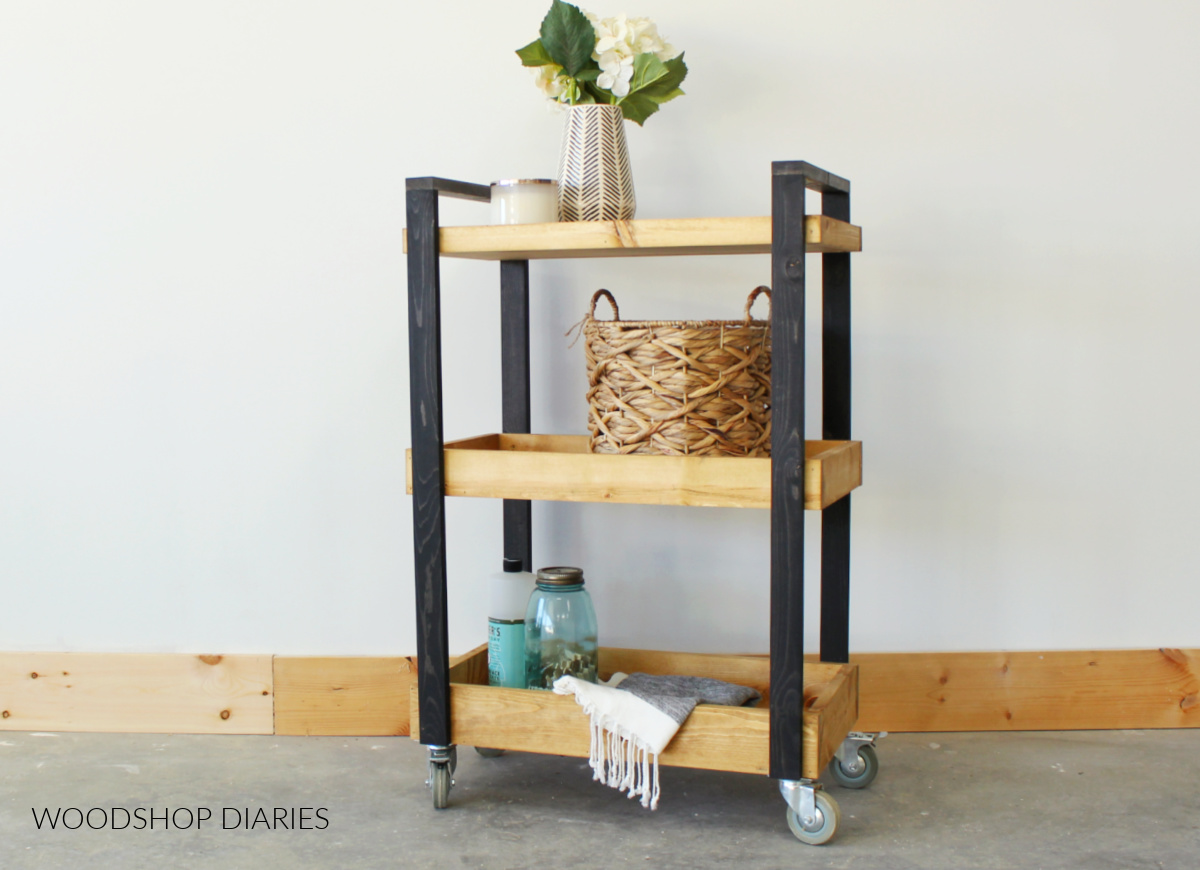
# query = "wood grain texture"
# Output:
<box><xmin>274</xmin><ymin>657</ymin><xmax>416</xmax><ymax>736</ymax></box>
<box><xmin>410</xmin><ymin>647</ymin><xmax>857</xmax><ymax>778</ymax></box>
<box><xmin>406</xmin><ymin>186</ymin><xmax>452</xmax><ymax>746</ymax></box>
<box><xmin>769</xmin><ymin>166</ymin><xmax>808</xmax><ymax>780</ymax></box>
<box><xmin>439</xmin><ymin>684</ymin><xmax>771</xmax><ymax>774</ymax></box>
<box><xmin>404</xmin><ymin>434</ymin><xmax>861</xmax><ymax>511</ymax></box>
<box><xmin>0</xmin><ymin>653</ymin><xmax>272</xmax><ymax>734</ymax></box>
<box><xmin>448</xmin><ymin>644</ymin><xmax>489</xmax><ymax>686</ymax></box>
<box><xmin>9</xmin><ymin>648</ymin><xmax>1190</xmax><ymax>737</ymax></box>
<box><xmin>806</xmin><ymin>664</ymin><xmax>859</xmax><ymax>778</ymax></box>
<box><xmin>849</xmin><ymin>648</ymin><xmax>1200</xmax><ymax>733</ymax></box>
<box><xmin>275</xmin><ymin>646</ymin><xmax>487</xmax><ymax>737</ymax></box>
<box><xmin>400</xmin><ymin>216</ymin><xmax>861</xmax><ymax>261</ymax></box>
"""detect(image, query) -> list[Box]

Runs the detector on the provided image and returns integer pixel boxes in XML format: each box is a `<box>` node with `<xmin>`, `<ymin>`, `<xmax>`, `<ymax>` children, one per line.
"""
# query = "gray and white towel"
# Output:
<box><xmin>553</xmin><ymin>672</ymin><xmax>760</xmax><ymax>809</ymax></box>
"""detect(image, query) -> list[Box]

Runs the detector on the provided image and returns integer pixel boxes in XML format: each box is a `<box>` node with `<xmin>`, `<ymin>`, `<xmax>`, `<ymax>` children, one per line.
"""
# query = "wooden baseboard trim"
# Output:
<box><xmin>273</xmin><ymin>656</ymin><xmax>416</xmax><ymax>736</ymax></box>
<box><xmin>0</xmin><ymin>653</ymin><xmax>273</xmax><ymax>734</ymax></box>
<box><xmin>2</xmin><ymin>648</ymin><xmax>1195</xmax><ymax>735</ymax></box>
<box><xmin>847</xmin><ymin>648</ymin><xmax>1199</xmax><ymax>732</ymax></box>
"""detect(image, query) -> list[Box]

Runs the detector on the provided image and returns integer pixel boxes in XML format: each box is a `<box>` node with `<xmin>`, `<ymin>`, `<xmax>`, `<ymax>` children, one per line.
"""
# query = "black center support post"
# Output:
<box><xmin>819</xmin><ymin>185</ymin><xmax>853</xmax><ymax>665</ymax></box>
<box><xmin>500</xmin><ymin>259</ymin><xmax>533</xmax><ymax>572</ymax></box>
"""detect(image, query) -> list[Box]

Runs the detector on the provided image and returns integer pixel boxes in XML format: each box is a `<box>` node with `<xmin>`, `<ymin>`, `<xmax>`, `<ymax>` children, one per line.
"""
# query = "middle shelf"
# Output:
<box><xmin>404</xmin><ymin>433</ymin><xmax>862</xmax><ymax>510</ymax></box>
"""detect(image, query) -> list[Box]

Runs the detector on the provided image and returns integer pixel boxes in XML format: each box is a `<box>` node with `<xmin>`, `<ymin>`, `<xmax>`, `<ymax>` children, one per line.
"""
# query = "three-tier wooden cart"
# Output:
<box><xmin>403</xmin><ymin>161</ymin><xmax>877</xmax><ymax>844</ymax></box>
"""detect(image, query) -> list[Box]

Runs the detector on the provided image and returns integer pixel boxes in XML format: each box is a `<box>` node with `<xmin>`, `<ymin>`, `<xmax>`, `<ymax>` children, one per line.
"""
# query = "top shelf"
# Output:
<box><xmin>401</xmin><ymin>215</ymin><xmax>861</xmax><ymax>261</ymax></box>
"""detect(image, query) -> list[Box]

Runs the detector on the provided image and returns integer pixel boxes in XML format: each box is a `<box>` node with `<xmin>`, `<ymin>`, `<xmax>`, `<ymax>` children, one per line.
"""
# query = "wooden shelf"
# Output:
<box><xmin>404</xmin><ymin>433</ymin><xmax>861</xmax><ymax>510</ymax></box>
<box><xmin>412</xmin><ymin>645</ymin><xmax>859</xmax><ymax>780</ymax></box>
<box><xmin>401</xmin><ymin>215</ymin><xmax>861</xmax><ymax>261</ymax></box>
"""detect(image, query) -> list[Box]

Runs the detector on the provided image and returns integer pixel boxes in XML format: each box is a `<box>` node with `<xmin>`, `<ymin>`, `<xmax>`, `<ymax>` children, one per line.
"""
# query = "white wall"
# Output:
<box><xmin>3</xmin><ymin>1</ymin><xmax>1198</xmax><ymax>655</ymax></box>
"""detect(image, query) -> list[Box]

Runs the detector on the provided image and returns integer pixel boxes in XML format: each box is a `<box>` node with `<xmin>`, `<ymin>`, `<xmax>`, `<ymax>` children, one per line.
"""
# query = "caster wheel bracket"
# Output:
<box><xmin>779</xmin><ymin>778</ymin><xmax>819</xmax><ymax>828</ymax></box>
<box><xmin>833</xmin><ymin>731</ymin><xmax>881</xmax><ymax>765</ymax></box>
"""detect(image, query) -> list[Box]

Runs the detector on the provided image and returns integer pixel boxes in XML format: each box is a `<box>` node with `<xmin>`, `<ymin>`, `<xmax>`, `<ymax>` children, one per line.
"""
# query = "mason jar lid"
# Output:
<box><xmin>491</xmin><ymin>179</ymin><xmax>556</xmax><ymax>187</ymax></box>
<box><xmin>536</xmin><ymin>566</ymin><xmax>584</xmax><ymax>586</ymax></box>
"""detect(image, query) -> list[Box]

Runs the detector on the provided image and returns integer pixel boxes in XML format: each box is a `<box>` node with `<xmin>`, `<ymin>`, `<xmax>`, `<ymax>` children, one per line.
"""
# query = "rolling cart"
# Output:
<box><xmin>403</xmin><ymin>161</ymin><xmax>876</xmax><ymax>844</ymax></box>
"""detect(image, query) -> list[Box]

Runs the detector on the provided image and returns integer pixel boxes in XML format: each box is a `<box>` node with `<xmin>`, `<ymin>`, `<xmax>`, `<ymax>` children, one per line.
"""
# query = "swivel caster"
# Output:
<box><xmin>829</xmin><ymin>732</ymin><xmax>881</xmax><ymax>789</ymax></box>
<box><xmin>779</xmin><ymin>779</ymin><xmax>841</xmax><ymax>846</ymax></box>
<box><xmin>426</xmin><ymin>745</ymin><xmax>457</xmax><ymax>809</ymax></box>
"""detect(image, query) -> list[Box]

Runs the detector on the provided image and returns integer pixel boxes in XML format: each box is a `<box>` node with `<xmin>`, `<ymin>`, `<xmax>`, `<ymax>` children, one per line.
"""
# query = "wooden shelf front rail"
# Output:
<box><xmin>405</xmin><ymin>434</ymin><xmax>861</xmax><ymax>511</ymax></box>
<box><xmin>410</xmin><ymin>646</ymin><xmax>859</xmax><ymax>780</ymax></box>
<box><xmin>400</xmin><ymin>215</ymin><xmax>862</xmax><ymax>261</ymax></box>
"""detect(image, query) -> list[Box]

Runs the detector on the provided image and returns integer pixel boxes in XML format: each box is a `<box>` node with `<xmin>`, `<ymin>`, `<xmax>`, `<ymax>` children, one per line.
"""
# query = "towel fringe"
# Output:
<box><xmin>572</xmin><ymin>692</ymin><xmax>662</xmax><ymax>810</ymax></box>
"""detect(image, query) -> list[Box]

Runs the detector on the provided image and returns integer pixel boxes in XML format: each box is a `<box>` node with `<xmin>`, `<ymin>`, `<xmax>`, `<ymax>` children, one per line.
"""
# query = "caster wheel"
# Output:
<box><xmin>786</xmin><ymin>790</ymin><xmax>840</xmax><ymax>845</ymax></box>
<box><xmin>475</xmin><ymin>746</ymin><xmax>505</xmax><ymax>758</ymax></box>
<box><xmin>829</xmin><ymin>743</ymin><xmax>878</xmax><ymax>789</ymax></box>
<box><xmin>429</xmin><ymin>764</ymin><xmax>452</xmax><ymax>809</ymax></box>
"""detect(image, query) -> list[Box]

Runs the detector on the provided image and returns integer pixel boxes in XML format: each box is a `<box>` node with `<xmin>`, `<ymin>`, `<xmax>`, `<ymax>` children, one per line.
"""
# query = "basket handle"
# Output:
<box><xmin>744</xmin><ymin>286</ymin><xmax>771</xmax><ymax>322</ymax></box>
<box><xmin>589</xmin><ymin>289</ymin><xmax>620</xmax><ymax>321</ymax></box>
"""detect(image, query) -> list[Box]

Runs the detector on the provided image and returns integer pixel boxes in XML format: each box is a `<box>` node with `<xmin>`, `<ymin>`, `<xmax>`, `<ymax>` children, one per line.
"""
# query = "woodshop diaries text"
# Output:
<box><xmin>31</xmin><ymin>806</ymin><xmax>330</xmax><ymax>830</ymax></box>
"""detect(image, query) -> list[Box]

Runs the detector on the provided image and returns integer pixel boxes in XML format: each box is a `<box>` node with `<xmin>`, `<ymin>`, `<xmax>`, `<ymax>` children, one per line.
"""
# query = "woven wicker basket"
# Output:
<box><xmin>582</xmin><ymin>287</ymin><xmax>772</xmax><ymax>457</ymax></box>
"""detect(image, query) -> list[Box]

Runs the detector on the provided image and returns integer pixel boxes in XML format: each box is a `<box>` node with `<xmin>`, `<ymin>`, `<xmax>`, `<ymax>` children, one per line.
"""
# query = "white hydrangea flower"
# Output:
<box><xmin>554</xmin><ymin>9</ymin><xmax>680</xmax><ymax>102</ymax></box>
<box><xmin>532</xmin><ymin>63</ymin><xmax>567</xmax><ymax>101</ymax></box>
<box><xmin>627</xmin><ymin>17</ymin><xmax>664</xmax><ymax>56</ymax></box>
<box><xmin>586</xmin><ymin>11</ymin><xmax>680</xmax><ymax>91</ymax></box>
<box><xmin>595</xmin><ymin>49</ymin><xmax>633</xmax><ymax>97</ymax></box>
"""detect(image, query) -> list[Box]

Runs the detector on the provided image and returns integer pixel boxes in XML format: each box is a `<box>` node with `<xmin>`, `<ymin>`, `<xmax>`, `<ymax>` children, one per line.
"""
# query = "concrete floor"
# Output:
<box><xmin>1</xmin><ymin>729</ymin><xmax>1197</xmax><ymax>869</ymax></box>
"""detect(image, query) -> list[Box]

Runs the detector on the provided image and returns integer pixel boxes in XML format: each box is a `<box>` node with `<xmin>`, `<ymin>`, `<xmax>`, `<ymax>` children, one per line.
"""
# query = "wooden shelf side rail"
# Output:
<box><xmin>411</xmin><ymin>646</ymin><xmax>859</xmax><ymax>781</ymax></box>
<box><xmin>404</xmin><ymin>434</ymin><xmax>861</xmax><ymax>510</ymax></box>
<box><xmin>401</xmin><ymin>215</ymin><xmax>861</xmax><ymax>261</ymax></box>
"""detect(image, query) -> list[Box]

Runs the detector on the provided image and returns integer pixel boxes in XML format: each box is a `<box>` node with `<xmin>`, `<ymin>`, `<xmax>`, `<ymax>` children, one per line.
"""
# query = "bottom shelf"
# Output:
<box><xmin>412</xmin><ymin>646</ymin><xmax>858</xmax><ymax>780</ymax></box>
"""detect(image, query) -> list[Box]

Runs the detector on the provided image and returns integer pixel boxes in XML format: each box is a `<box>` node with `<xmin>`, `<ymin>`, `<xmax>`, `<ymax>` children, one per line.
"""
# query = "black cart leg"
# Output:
<box><xmin>769</xmin><ymin>163</ymin><xmax>808</xmax><ymax>782</ymax></box>
<box><xmin>406</xmin><ymin>187</ymin><xmax>451</xmax><ymax>747</ymax></box>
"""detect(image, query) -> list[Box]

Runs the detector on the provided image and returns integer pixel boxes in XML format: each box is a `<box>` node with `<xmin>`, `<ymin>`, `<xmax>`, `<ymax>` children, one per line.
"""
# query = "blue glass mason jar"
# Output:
<box><xmin>524</xmin><ymin>566</ymin><xmax>598</xmax><ymax>689</ymax></box>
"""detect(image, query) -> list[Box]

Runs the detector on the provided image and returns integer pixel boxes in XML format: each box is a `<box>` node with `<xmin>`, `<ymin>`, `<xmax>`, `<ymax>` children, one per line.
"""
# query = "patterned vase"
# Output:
<box><xmin>557</xmin><ymin>104</ymin><xmax>636</xmax><ymax>222</ymax></box>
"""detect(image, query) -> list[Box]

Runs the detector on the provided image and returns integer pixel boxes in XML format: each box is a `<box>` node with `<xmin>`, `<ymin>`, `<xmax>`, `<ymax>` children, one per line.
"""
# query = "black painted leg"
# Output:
<box><xmin>820</xmin><ymin>188</ymin><xmax>852</xmax><ymax>664</ymax></box>
<box><xmin>769</xmin><ymin>165</ymin><xmax>808</xmax><ymax>782</ymax></box>
<box><xmin>406</xmin><ymin>188</ymin><xmax>451</xmax><ymax>747</ymax></box>
<box><xmin>819</xmin><ymin>495</ymin><xmax>851</xmax><ymax>662</ymax></box>
<box><xmin>500</xmin><ymin>260</ymin><xmax>532</xmax><ymax>571</ymax></box>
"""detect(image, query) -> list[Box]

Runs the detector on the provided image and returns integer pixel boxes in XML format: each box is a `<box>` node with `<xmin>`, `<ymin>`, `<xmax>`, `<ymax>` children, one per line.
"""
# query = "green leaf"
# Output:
<box><xmin>637</xmin><ymin>53</ymin><xmax>688</xmax><ymax>102</ymax></box>
<box><xmin>627</xmin><ymin>53</ymin><xmax>671</xmax><ymax>95</ymax></box>
<box><xmin>647</xmin><ymin>87</ymin><xmax>685</xmax><ymax>104</ymax></box>
<box><xmin>615</xmin><ymin>53</ymin><xmax>688</xmax><ymax>122</ymax></box>
<box><xmin>581</xmin><ymin>80</ymin><xmax>612</xmax><ymax>104</ymax></box>
<box><xmin>574</xmin><ymin>64</ymin><xmax>602</xmax><ymax>83</ymax></box>
<box><xmin>539</xmin><ymin>1</ymin><xmax>596</xmax><ymax>78</ymax></box>
<box><xmin>618</xmin><ymin>91</ymin><xmax>661</xmax><ymax>126</ymax></box>
<box><xmin>516</xmin><ymin>39</ymin><xmax>556</xmax><ymax>68</ymax></box>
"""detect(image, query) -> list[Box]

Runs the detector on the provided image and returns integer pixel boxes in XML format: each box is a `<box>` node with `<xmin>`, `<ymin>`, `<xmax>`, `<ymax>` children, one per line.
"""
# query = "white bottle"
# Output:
<box><xmin>488</xmin><ymin>559</ymin><xmax>536</xmax><ymax>688</ymax></box>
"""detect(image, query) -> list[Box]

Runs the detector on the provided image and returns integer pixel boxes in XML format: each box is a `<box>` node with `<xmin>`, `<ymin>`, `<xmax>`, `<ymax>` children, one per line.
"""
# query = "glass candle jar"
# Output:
<box><xmin>490</xmin><ymin>179</ymin><xmax>558</xmax><ymax>225</ymax></box>
<box><xmin>524</xmin><ymin>566</ymin><xmax>598</xmax><ymax>689</ymax></box>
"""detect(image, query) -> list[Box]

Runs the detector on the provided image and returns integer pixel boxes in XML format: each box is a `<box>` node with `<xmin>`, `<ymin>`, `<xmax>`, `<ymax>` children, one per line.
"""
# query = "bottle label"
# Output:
<box><xmin>488</xmin><ymin>619</ymin><xmax>525</xmax><ymax>688</ymax></box>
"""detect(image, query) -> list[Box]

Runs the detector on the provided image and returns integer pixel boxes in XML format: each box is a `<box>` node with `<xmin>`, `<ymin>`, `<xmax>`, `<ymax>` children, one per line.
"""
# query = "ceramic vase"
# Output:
<box><xmin>557</xmin><ymin>104</ymin><xmax>636</xmax><ymax>222</ymax></box>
